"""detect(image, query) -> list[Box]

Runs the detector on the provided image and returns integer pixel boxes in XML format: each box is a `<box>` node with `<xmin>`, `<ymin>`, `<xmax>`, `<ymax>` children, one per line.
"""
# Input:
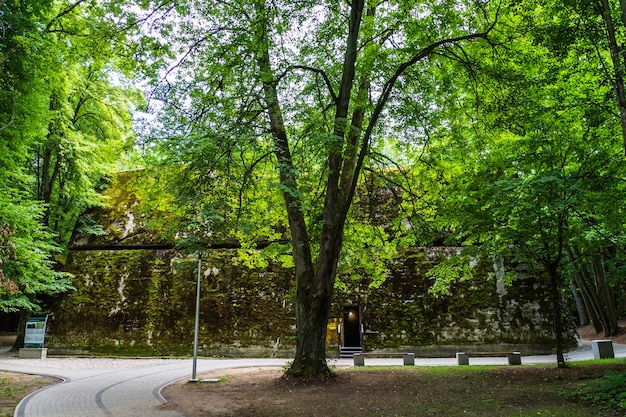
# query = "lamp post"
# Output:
<box><xmin>190</xmin><ymin>253</ymin><xmax>202</xmax><ymax>382</ymax></box>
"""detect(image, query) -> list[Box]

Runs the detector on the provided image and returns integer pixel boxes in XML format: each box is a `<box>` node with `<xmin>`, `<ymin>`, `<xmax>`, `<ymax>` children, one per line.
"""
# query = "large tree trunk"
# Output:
<box><xmin>252</xmin><ymin>0</ymin><xmax>365</xmax><ymax>378</ymax></box>
<box><xmin>291</xmin><ymin>268</ymin><xmax>335</xmax><ymax>378</ymax></box>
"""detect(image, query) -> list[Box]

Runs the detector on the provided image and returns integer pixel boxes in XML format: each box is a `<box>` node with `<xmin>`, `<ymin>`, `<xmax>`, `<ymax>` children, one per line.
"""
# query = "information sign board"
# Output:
<box><xmin>24</xmin><ymin>317</ymin><xmax>47</xmax><ymax>348</ymax></box>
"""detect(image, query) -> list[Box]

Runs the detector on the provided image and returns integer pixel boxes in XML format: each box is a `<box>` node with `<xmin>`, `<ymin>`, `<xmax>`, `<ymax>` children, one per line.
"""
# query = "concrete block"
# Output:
<box><xmin>403</xmin><ymin>353</ymin><xmax>415</xmax><ymax>366</ymax></box>
<box><xmin>19</xmin><ymin>348</ymin><xmax>47</xmax><ymax>359</ymax></box>
<box><xmin>456</xmin><ymin>352</ymin><xmax>469</xmax><ymax>365</ymax></box>
<box><xmin>592</xmin><ymin>340</ymin><xmax>614</xmax><ymax>359</ymax></box>
<box><xmin>507</xmin><ymin>352</ymin><xmax>522</xmax><ymax>365</ymax></box>
<box><xmin>353</xmin><ymin>353</ymin><xmax>364</xmax><ymax>366</ymax></box>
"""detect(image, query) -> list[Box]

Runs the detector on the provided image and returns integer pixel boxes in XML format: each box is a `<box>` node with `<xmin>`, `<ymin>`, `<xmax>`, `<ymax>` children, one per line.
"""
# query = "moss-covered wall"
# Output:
<box><xmin>331</xmin><ymin>248</ymin><xmax>574</xmax><ymax>355</ymax></box>
<box><xmin>50</xmin><ymin>249</ymin><xmax>296</xmax><ymax>356</ymax></box>
<box><xmin>47</xmin><ymin>171</ymin><xmax>576</xmax><ymax>356</ymax></box>
<box><xmin>49</xmin><ymin>246</ymin><xmax>575</xmax><ymax>356</ymax></box>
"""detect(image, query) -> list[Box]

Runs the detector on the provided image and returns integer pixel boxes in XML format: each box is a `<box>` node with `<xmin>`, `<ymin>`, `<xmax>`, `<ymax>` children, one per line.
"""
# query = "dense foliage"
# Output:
<box><xmin>0</xmin><ymin>0</ymin><xmax>139</xmax><ymax>314</ymax></box>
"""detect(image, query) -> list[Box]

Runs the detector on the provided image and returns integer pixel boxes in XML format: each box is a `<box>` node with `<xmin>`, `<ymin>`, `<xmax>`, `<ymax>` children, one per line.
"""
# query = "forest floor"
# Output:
<box><xmin>161</xmin><ymin>319</ymin><xmax>626</xmax><ymax>417</ymax></box>
<box><xmin>577</xmin><ymin>318</ymin><xmax>626</xmax><ymax>345</ymax></box>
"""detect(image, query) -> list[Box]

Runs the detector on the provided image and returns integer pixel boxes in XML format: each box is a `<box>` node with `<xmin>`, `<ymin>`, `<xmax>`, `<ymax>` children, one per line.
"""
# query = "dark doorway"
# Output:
<box><xmin>342</xmin><ymin>306</ymin><xmax>361</xmax><ymax>347</ymax></box>
<box><xmin>0</xmin><ymin>313</ymin><xmax>19</xmax><ymax>333</ymax></box>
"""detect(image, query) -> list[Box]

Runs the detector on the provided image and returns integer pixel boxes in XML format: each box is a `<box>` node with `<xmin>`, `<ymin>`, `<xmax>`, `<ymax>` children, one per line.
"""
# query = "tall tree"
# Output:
<box><xmin>1</xmin><ymin>0</ymin><xmax>141</xmax><ymax>334</ymax></box>
<box><xmin>421</xmin><ymin>0</ymin><xmax>626</xmax><ymax>367</ymax></box>
<box><xmin>141</xmin><ymin>0</ymin><xmax>497</xmax><ymax>377</ymax></box>
<box><xmin>30</xmin><ymin>0</ymin><xmax>139</xmax><ymax>245</ymax></box>
<box><xmin>0</xmin><ymin>0</ymin><xmax>74</xmax><ymax>318</ymax></box>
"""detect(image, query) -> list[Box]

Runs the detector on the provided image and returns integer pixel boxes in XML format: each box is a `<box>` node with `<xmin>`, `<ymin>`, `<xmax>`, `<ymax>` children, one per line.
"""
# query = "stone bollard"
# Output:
<box><xmin>507</xmin><ymin>352</ymin><xmax>522</xmax><ymax>365</ymax></box>
<box><xmin>403</xmin><ymin>353</ymin><xmax>415</xmax><ymax>366</ymax></box>
<box><xmin>353</xmin><ymin>353</ymin><xmax>365</xmax><ymax>366</ymax></box>
<box><xmin>591</xmin><ymin>340</ymin><xmax>614</xmax><ymax>360</ymax></box>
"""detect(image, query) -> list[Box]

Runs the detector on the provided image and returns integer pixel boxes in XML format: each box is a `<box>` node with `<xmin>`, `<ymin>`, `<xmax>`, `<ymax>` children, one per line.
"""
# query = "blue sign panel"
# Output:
<box><xmin>24</xmin><ymin>317</ymin><xmax>47</xmax><ymax>348</ymax></box>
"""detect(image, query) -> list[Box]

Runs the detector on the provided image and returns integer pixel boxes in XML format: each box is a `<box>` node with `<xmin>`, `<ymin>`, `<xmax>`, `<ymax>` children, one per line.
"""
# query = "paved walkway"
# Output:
<box><xmin>0</xmin><ymin>356</ymin><xmax>291</xmax><ymax>417</ymax></box>
<box><xmin>0</xmin><ymin>343</ymin><xmax>625</xmax><ymax>417</ymax></box>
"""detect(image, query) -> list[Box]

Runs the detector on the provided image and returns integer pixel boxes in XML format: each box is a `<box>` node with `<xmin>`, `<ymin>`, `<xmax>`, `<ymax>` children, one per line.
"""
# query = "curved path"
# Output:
<box><xmin>0</xmin><ymin>357</ymin><xmax>290</xmax><ymax>417</ymax></box>
<box><xmin>1</xmin><ymin>343</ymin><xmax>625</xmax><ymax>417</ymax></box>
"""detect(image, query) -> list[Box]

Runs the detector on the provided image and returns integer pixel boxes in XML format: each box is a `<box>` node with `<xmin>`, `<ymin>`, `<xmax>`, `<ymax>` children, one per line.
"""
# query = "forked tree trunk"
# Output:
<box><xmin>251</xmin><ymin>0</ymin><xmax>493</xmax><ymax>378</ymax></box>
<box><xmin>253</xmin><ymin>0</ymin><xmax>365</xmax><ymax>378</ymax></box>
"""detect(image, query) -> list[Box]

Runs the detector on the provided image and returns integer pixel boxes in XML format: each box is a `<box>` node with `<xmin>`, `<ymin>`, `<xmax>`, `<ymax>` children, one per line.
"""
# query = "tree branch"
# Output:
<box><xmin>45</xmin><ymin>0</ymin><xmax>86</xmax><ymax>33</ymax></box>
<box><xmin>0</xmin><ymin>99</ymin><xmax>16</xmax><ymax>133</ymax></box>
<box><xmin>346</xmin><ymin>21</ymin><xmax>498</xmax><ymax>219</ymax></box>
<box><xmin>285</xmin><ymin>65</ymin><xmax>338</xmax><ymax>105</ymax></box>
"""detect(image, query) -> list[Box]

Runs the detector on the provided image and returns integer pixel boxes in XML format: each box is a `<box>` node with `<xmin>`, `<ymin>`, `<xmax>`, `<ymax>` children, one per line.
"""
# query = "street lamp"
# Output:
<box><xmin>190</xmin><ymin>253</ymin><xmax>202</xmax><ymax>383</ymax></box>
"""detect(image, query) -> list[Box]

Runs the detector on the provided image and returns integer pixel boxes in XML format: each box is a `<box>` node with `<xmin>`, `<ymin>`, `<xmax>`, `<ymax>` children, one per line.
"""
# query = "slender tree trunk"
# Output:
<box><xmin>591</xmin><ymin>254</ymin><xmax>619</xmax><ymax>336</ymax></box>
<box><xmin>599</xmin><ymin>0</ymin><xmax>626</xmax><ymax>154</ymax></box>
<box><xmin>570</xmin><ymin>281</ymin><xmax>589</xmax><ymax>326</ymax></box>
<box><xmin>40</xmin><ymin>94</ymin><xmax>62</xmax><ymax>227</ymax></box>
<box><xmin>10</xmin><ymin>310</ymin><xmax>30</xmax><ymax>351</ymax></box>
<box><xmin>547</xmin><ymin>263</ymin><xmax>566</xmax><ymax>367</ymax></box>
<box><xmin>567</xmin><ymin>247</ymin><xmax>609</xmax><ymax>334</ymax></box>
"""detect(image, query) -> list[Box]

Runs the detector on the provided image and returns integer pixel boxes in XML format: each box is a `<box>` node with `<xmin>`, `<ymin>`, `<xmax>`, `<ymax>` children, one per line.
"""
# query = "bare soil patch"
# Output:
<box><xmin>161</xmin><ymin>363</ymin><xmax>626</xmax><ymax>417</ymax></box>
<box><xmin>162</xmin><ymin>322</ymin><xmax>626</xmax><ymax>417</ymax></box>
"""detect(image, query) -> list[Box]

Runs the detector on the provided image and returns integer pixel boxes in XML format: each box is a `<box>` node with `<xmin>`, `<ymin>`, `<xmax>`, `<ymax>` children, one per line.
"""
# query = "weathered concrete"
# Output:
<box><xmin>18</xmin><ymin>349</ymin><xmax>47</xmax><ymax>359</ymax></box>
<box><xmin>591</xmin><ymin>340</ymin><xmax>615</xmax><ymax>359</ymax></box>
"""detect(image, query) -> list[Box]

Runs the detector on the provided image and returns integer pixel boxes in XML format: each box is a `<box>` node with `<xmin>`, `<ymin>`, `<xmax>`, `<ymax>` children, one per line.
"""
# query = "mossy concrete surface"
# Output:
<box><xmin>46</xmin><ymin>171</ymin><xmax>576</xmax><ymax>356</ymax></box>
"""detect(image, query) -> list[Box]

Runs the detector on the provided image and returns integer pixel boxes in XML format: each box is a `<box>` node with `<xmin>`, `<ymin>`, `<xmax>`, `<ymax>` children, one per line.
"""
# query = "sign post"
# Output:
<box><xmin>19</xmin><ymin>316</ymin><xmax>48</xmax><ymax>359</ymax></box>
<box><xmin>190</xmin><ymin>254</ymin><xmax>201</xmax><ymax>382</ymax></box>
<box><xmin>24</xmin><ymin>316</ymin><xmax>48</xmax><ymax>348</ymax></box>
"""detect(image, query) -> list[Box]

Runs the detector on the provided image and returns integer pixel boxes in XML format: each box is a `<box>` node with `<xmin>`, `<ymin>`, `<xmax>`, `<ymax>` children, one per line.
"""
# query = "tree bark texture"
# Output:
<box><xmin>252</xmin><ymin>0</ymin><xmax>365</xmax><ymax>377</ymax></box>
<box><xmin>570</xmin><ymin>281</ymin><xmax>589</xmax><ymax>326</ymax></box>
<box><xmin>591</xmin><ymin>254</ymin><xmax>619</xmax><ymax>335</ymax></box>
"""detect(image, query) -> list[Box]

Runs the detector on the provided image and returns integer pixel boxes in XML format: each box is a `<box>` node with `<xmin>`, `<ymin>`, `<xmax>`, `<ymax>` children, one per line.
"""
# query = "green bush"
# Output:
<box><xmin>574</xmin><ymin>371</ymin><xmax>626</xmax><ymax>410</ymax></box>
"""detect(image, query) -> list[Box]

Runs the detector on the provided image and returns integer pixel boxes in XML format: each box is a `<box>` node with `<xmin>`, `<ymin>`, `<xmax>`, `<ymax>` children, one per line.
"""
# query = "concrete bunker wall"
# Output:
<box><xmin>47</xmin><ymin>246</ymin><xmax>576</xmax><ymax>357</ymax></box>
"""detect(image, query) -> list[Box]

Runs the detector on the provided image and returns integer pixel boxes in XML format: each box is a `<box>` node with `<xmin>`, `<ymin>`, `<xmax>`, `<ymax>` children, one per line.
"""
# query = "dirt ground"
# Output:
<box><xmin>577</xmin><ymin>319</ymin><xmax>626</xmax><ymax>345</ymax></box>
<box><xmin>160</xmin><ymin>320</ymin><xmax>626</xmax><ymax>417</ymax></box>
<box><xmin>160</xmin><ymin>363</ymin><xmax>626</xmax><ymax>417</ymax></box>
